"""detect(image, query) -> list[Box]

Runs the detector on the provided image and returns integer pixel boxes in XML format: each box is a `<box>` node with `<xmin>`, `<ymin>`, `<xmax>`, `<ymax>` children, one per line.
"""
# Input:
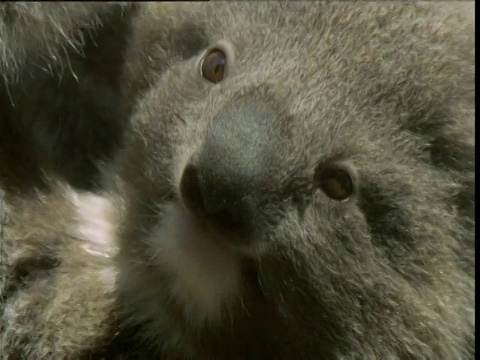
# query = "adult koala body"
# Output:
<box><xmin>0</xmin><ymin>2</ymin><xmax>124</xmax><ymax>82</ymax></box>
<box><xmin>0</xmin><ymin>2</ymin><xmax>135</xmax><ymax>192</ymax></box>
<box><xmin>0</xmin><ymin>3</ymin><xmax>134</xmax><ymax>357</ymax></box>
<box><xmin>109</xmin><ymin>2</ymin><xmax>475</xmax><ymax>359</ymax></box>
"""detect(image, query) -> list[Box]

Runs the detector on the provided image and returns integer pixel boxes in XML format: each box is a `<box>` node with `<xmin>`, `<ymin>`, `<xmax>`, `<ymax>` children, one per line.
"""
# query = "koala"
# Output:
<box><xmin>1</xmin><ymin>2</ymin><xmax>475</xmax><ymax>359</ymax></box>
<box><xmin>0</xmin><ymin>2</ymin><xmax>135</xmax><ymax>193</ymax></box>
<box><xmin>108</xmin><ymin>2</ymin><xmax>475</xmax><ymax>359</ymax></box>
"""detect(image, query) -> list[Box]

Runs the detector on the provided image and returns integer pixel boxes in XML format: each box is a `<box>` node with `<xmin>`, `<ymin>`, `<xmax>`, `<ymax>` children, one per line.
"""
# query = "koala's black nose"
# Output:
<box><xmin>179</xmin><ymin>100</ymin><xmax>279</xmax><ymax>239</ymax></box>
<box><xmin>180</xmin><ymin>163</ymin><xmax>256</xmax><ymax>237</ymax></box>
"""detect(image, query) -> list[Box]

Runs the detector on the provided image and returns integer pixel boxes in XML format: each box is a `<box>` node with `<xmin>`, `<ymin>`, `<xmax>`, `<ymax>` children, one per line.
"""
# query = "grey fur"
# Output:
<box><xmin>112</xmin><ymin>2</ymin><xmax>475</xmax><ymax>359</ymax></box>
<box><xmin>0</xmin><ymin>2</ymin><xmax>125</xmax><ymax>84</ymax></box>
<box><xmin>0</xmin><ymin>2</ymin><xmax>135</xmax><ymax>192</ymax></box>
<box><xmin>0</xmin><ymin>2</ymin><xmax>475</xmax><ymax>359</ymax></box>
<box><xmin>0</xmin><ymin>186</ymin><xmax>119</xmax><ymax>358</ymax></box>
<box><xmin>0</xmin><ymin>3</ymin><xmax>134</xmax><ymax>357</ymax></box>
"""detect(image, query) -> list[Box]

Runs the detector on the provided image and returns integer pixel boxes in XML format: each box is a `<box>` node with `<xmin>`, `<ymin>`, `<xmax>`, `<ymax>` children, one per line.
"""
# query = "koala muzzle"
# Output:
<box><xmin>180</xmin><ymin>100</ymin><xmax>279</xmax><ymax>242</ymax></box>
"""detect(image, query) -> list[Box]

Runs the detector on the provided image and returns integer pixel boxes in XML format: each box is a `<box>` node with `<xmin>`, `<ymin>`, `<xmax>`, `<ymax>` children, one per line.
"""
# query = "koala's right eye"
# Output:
<box><xmin>315</xmin><ymin>166</ymin><xmax>355</xmax><ymax>202</ymax></box>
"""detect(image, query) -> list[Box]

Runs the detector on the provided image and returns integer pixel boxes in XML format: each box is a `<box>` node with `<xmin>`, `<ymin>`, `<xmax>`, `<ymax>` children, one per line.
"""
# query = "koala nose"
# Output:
<box><xmin>180</xmin><ymin>163</ymin><xmax>256</xmax><ymax>237</ymax></box>
<box><xmin>179</xmin><ymin>99</ymin><xmax>279</xmax><ymax>240</ymax></box>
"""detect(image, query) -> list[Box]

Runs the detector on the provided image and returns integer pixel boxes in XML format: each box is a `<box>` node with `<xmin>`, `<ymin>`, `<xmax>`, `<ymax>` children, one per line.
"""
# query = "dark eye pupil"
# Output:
<box><xmin>318</xmin><ymin>168</ymin><xmax>353</xmax><ymax>201</ymax></box>
<box><xmin>202</xmin><ymin>50</ymin><xmax>226</xmax><ymax>83</ymax></box>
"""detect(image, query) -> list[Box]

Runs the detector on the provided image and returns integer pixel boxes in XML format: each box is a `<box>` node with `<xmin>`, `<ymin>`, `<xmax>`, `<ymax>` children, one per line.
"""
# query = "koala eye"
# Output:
<box><xmin>316</xmin><ymin>166</ymin><xmax>354</xmax><ymax>201</ymax></box>
<box><xmin>201</xmin><ymin>49</ymin><xmax>226</xmax><ymax>83</ymax></box>
<box><xmin>200</xmin><ymin>41</ymin><xmax>235</xmax><ymax>84</ymax></box>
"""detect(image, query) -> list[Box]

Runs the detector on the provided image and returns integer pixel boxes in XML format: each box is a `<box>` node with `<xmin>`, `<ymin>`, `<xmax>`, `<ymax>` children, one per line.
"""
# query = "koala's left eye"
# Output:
<box><xmin>200</xmin><ymin>41</ymin><xmax>235</xmax><ymax>84</ymax></box>
<box><xmin>316</xmin><ymin>167</ymin><xmax>354</xmax><ymax>201</ymax></box>
<box><xmin>201</xmin><ymin>49</ymin><xmax>226</xmax><ymax>83</ymax></box>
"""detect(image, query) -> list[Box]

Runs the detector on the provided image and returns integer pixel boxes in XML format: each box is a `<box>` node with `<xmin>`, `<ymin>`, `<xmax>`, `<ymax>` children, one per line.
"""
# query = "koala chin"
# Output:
<box><xmin>2</xmin><ymin>2</ymin><xmax>475</xmax><ymax>359</ymax></box>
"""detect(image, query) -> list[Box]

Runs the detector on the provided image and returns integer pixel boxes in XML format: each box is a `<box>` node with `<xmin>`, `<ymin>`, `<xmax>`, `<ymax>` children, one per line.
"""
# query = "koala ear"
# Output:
<box><xmin>122</xmin><ymin>3</ymin><xmax>209</xmax><ymax>99</ymax></box>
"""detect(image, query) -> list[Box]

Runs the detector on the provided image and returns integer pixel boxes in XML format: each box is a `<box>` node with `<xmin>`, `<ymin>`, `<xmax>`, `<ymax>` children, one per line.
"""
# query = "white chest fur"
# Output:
<box><xmin>148</xmin><ymin>203</ymin><xmax>242</xmax><ymax>323</ymax></box>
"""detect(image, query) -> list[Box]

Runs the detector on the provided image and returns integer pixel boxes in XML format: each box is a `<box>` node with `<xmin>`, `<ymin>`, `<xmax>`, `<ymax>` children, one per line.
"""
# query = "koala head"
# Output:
<box><xmin>111</xmin><ymin>3</ymin><xmax>474</xmax><ymax>359</ymax></box>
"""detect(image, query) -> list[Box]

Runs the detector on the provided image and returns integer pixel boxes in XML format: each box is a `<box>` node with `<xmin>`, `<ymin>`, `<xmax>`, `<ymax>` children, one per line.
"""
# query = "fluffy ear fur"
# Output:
<box><xmin>0</xmin><ymin>3</ymin><xmax>136</xmax><ymax>193</ymax></box>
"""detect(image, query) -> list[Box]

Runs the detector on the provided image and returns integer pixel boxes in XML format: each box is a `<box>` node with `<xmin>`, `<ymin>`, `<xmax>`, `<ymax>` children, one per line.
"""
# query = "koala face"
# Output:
<box><xmin>113</xmin><ymin>3</ymin><xmax>474</xmax><ymax>359</ymax></box>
